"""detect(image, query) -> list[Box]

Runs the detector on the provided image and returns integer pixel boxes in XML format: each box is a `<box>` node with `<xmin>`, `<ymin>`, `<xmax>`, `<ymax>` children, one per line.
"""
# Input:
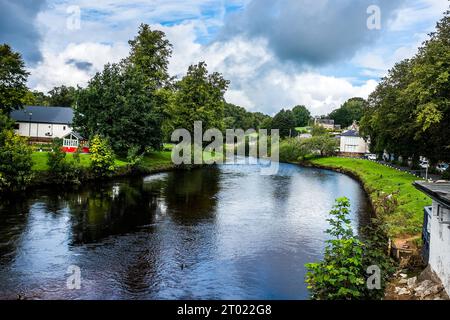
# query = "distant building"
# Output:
<box><xmin>298</xmin><ymin>133</ymin><xmax>312</xmax><ymax>140</ymax></box>
<box><xmin>414</xmin><ymin>181</ymin><xmax>450</xmax><ymax>296</ymax></box>
<box><xmin>10</xmin><ymin>106</ymin><xmax>74</xmax><ymax>141</ymax></box>
<box><xmin>314</xmin><ymin>118</ymin><xmax>335</xmax><ymax>130</ymax></box>
<box><xmin>339</xmin><ymin>129</ymin><xmax>369</xmax><ymax>156</ymax></box>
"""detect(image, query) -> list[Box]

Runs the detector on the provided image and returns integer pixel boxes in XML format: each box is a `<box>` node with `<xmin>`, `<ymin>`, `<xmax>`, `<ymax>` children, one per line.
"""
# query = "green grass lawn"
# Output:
<box><xmin>310</xmin><ymin>157</ymin><xmax>432</xmax><ymax>238</ymax></box>
<box><xmin>32</xmin><ymin>152</ymin><xmax>127</xmax><ymax>171</ymax></box>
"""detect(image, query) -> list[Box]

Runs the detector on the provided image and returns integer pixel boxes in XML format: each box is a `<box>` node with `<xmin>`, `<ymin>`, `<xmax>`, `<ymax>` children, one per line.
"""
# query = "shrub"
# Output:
<box><xmin>90</xmin><ymin>135</ymin><xmax>115</xmax><ymax>177</ymax></box>
<box><xmin>47</xmin><ymin>138</ymin><xmax>81</xmax><ymax>184</ymax></box>
<box><xmin>127</xmin><ymin>144</ymin><xmax>144</xmax><ymax>168</ymax></box>
<box><xmin>278</xmin><ymin>138</ymin><xmax>307</xmax><ymax>162</ymax></box>
<box><xmin>0</xmin><ymin>130</ymin><xmax>33</xmax><ymax>191</ymax></box>
<box><xmin>305</xmin><ymin>197</ymin><xmax>366</xmax><ymax>300</ymax></box>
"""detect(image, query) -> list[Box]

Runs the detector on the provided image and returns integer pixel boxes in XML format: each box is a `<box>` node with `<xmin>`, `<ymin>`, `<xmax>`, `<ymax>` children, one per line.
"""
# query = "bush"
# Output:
<box><xmin>47</xmin><ymin>139</ymin><xmax>81</xmax><ymax>184</ymax></box>
<box><xmin>90</xmin><ymin>135</ymin><xmax>115</xmax><ymax>177</ymax></box>
<box><xmin>0</xmin><ymin>130</ymin><xmax>33</xmax><ymax>191</ymax></box>
<box><xmin>278</xmin><ymin>138</ymin><xmax>307</xmax><ymax>162</ymax></box>
<box><xmin>127</xmin><ymin>144</ymin><xmax>144</xmax><ymax>168</ymax></box>
<box><xmin>305</xmin><ymin>197</ymin><xmax>366</xmax><ymax>300</ymax></box>
<box><xmin>443</xmin><ymin>167</ymin><xmax>450</xmax><ymax>180</ymax></box>
<box><xmin>305</xmin><ymin>198</ymin><xmax>394</xmax><ymax>300</ymax></box>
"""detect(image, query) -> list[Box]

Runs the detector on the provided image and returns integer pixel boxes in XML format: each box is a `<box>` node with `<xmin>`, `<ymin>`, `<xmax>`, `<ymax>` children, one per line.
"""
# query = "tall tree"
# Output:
<box><xmin>74</xmin><ymin>25</ymin><xmax>173</xmax><ymax>155</ymax></box>
<box><xmin>272</xmin><ymin>109</ymin><xmax>296</xmax><ymax>138</ymax></box>
<box><xmin>292</xmin><ymin>105</ymin><xmax>311</xmax><ymax>127</ymax></box>
<box><xmin>127</xmin><ymin>23</ymin><xmax>172</xmax><ymax>89</ymax></box>
<box><xmin>48</xmin><ymin>85</ymin><xmax>77</xmax><ymax>107</ymax></box>
<box><xmin>169</xmin><ymin>62</ymin><xmax>229</xmax><ymax>134</ymax></box>
<box><xmin>0</xmin><ymin>44</ymin><xmax>29</xmax><ymax>113</ymax></box>
<box><xmin>329</xmin><ymin>97</ymin><xmax>366</xmax><ymax>128</ymax></box>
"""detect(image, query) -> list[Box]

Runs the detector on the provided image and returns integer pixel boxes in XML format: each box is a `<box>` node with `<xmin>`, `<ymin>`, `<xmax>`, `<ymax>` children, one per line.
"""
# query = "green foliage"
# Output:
<box><xmin>311</xmin><ymin>125</ymin><xmax>328</xmax><ymax>136</ymax></box>
<box><xmin>127</xmin><ymin>145</ymin><xmax>144</xmax><ymax>168</ymax></box>
<box><xmin>292</xmin><ymin>105</ymin><xmax>312</xmax><ymax>127</ymax></box>
<box><xmin>75</xmin><ymin>24</ymin><xmax>171</xmax><ymax>155</ymax></box>
<box><xmin>305</xmin><ymin>198</ymin><xmax>366</xmax><ymax>300</ymax></box>
<box><xmin>271</xmin><ymin>109</ymin><xmax>296</xmax><ymax>138</ymax></box>
<box><xmin>0</xmin><ymin>110</ymin><xmax>14</xmax><ymax>131</ymax></box>
<box><xmin>328</xmin><ymin>97</ymin><xmax>366</xmax><ymax>128</ymax></box>
<box><xmin>304</xmin><ymin>135</ymin><xmax>339</xmax><ymax>156</ymax></box>
<box><xmin>47</xmin><ymin>138</ymin><xmax>81</xmax><ymax>184</ymax></box>
<box><xmin>0</xmin><ymin>44</ymin><xmax>29</xmax><ymax>113</ymax></box>
<box><xmin>90</xmin><ymin>135</ymin><xmax>115</xmax><ymax>177</ymax></box>
<box><xmin>0</xmin><ymin>129</ymin><xmax>33</xmax><ymax>191</ymax></box>
<box><xmin>47</xmin><ymin>85</ymin><xmax>77</xmax><ymax>107</ymax></box>
<box><xmin>223</xmin><ymin>103</ymin><xmax>270</xmax><ymax>130</ymax></box>
<box><xmin>360</xmin><ymin>10</ymin><xmax>450</xmax><ymax>163</ymax></box>
<box><xmin>278</xmin><ymin>138</ymin><xmax>307</xmax><ymax>162</ymax></box>
<box><xmin>168</xmin><ymin>62</ymin><xmax>229</xmax><ymax>134</ymax></box>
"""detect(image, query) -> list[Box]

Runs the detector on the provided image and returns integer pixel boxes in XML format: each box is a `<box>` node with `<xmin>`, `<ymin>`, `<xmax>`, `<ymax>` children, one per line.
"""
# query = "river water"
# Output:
<box><xmin>0</xmin><ymin>162</ymin><xmax>371</xmax><ymax>299</ymax></box>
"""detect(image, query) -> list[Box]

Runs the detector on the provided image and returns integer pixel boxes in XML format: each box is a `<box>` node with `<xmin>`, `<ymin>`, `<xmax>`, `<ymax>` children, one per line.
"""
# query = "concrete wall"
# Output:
<box><xmin>429</xmin><ymin>201</ymin><xmax>450</xmax><ymax>295</ymax></box>
<box><xmin>15</xmin><ymin>122</ymin><xmax>72</xmax><ymax>139</ymax></box>
<box><xmin>340</xmin><ymin>136</ymin><xmax>369</xmax><ymax>154</ymax></box>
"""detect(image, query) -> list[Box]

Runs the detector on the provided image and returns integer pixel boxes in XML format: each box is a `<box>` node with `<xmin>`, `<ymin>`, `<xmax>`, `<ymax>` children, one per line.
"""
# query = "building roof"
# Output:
<box><xmin>316</xmin><ymin>118</ymin><xmax>334</xmax><ymax>125</ymax></box>
<box><xmin>414</xmin><ymin>181</ymin><xmax>450</xmax><ymax>208</ymax></box>
<box><xmin>63</xmin><ymin>131</ymin><xmax>84</xmax><ymax>140</ymax></box>
<box><xmin>10</xmin><ymin>106</ymin><xmax>74</xmax><ymax>125</ymax></box>
<box><xmin>341</xmin><ymin>129</ymin><xmax>360</xmax><ymax>137</ymax></box>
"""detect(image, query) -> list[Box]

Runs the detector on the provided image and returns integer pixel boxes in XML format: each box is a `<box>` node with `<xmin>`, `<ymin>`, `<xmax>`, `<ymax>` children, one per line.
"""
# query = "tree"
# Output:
<box><xmin>292</xmin><ymin>105</ymin><xmax>311</xmax><ymax>127</ymax></box>
<box><xmin>75</xmin><ymin>63</ymin><xmax>165</xmax><ymax>154</ymax></box>
<box><xmin>90</xmin><ymin>135</ymin><xmax>115</xmax><ymax>177</ymax></box>
<box><xmin>74</xmin><ymin>25</ymin><xmax>172</xmax><ymax>155</ymax></box>
<box><xmin>305</xmin><ymin>135</ymin><xmax>339</xmax><ymax>156</ymax></box>
<box><xmin>48</xmin><ymin>85</ymin><xmax>77</xmax><ymax>107</ymax></box>
<box><xmin>168</xmin><ymin>62</ymin><xmax>229</xmax><ymax>134</ymax></box>
<box><xmin>329</xmin><ymin>98</ymin><xmax>366</xmax><ymax>128</ymax></box>
<box><xmin>305</xmin><ymin>198</ymin><xmax>366</xmax><ymax>300</ymax></box>
<box><xmin>127</xmin><ymin>23</ymin><xmax>172</xmax><ymax>89</ymax></box>
<box><xmin>0</xmin><ymin>44</ymin><xmax>29</xmax><ymax>114</ymax></box>
<box><xmin>0</xmin><ymin>129</ymin><xmax>33</xmax><ymax>191</ymax></box>
<box><xmin>271</xmin><ymin>109</ymin><xmax>296</xmax><ymax>138</ymax></box>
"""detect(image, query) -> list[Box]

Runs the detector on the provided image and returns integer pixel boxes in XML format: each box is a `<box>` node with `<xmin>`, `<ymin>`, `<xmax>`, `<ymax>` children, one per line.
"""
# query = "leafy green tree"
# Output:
<box><xmin>75</xmin><ymin>26</ymin><xmax>172</xmax><ymax>155</ymax></box>
<box><xmin>305</xmin><ymin>197</ymin><xmax>366</xmax><ymax>300</ymax></box>
<box><xmin>0</xmin><ymin>129</ymin><xmax>33</xmax><ymax>191</ymax></box>
<box><xmin>127</xmin><ymin>23</ymin><xmax>172</xmax><ymax>89</ymax></box>
<box><xmin>0</xmin><ymin>44</ymin><xmax>29</xmax><ymax>113</ymax></box>
<box><xmin>90</xmin><ymin>135</ymin><xmax>115</xmax><ymax>177</ymax></box>
<box><xmin>292</xmin><ymin>105</ymin><xmax>311</xmax><ymax>127</ymax></box>
<box><xmin>329</xmin><ymin>98</ymin><xmax>366</xmax><ymax>128</ymax></box>
<box><xmin>168</xmin><ymin>62</ymin><xmax>229</xmax><ymax>134</ymax></box>
<box><xmin>271</xmin><ymin>109</ymin><xmax>296</xmax><ymax>138</ymax></box>
<box><xmin>48</xmin><ymin>85</ymin><xmax>77</xmax><ymax>107</ymax></box>
<box><xmin>305</xmin><ymin>135</ymin><xmax>339</xmax><ymax>156</ymax></box>
<box><xmin>0</xmin><ymin>110</ymin><xmax>14</xmax><ymax>131</ymax></box>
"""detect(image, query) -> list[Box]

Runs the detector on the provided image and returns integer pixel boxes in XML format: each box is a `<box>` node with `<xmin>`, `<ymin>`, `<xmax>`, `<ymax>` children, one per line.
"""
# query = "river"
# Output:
<box><xmin>0</xmin><ymin>161</ymin><xmax>371</xmax><ymax>299</ymax></box>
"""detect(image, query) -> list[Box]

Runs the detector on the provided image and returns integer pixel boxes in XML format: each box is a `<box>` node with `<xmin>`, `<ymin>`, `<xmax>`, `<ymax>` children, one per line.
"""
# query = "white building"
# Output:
<box><xmin>339</xmin><ymin>130</ymin><xmax>369</xmax><ymax>156</ymax></box>
<box><xmin>10</xmin><ymin>106</ymin><xmax>74</xmax><ymax>140</ymax></box>
<box><xmin>414</xmin><ymin>181</ymin><xmax>450</xmax><ymax>296</ymax></box>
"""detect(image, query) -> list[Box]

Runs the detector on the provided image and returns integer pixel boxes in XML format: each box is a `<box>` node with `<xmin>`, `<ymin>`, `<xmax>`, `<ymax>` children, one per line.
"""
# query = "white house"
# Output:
<box><xmin>339</xmin><ymin>129</ymin><xmax>369</xmax><ymax>156</ymax></box>
<box><xmin>414</xmin><ymin>181</ymin><xmax>450</xmax><ymax>296</ymax></box>
<box><xmin>10</xmin><ymin>106</ymin><xmax>74</xmax><ymax>140</ymax></box>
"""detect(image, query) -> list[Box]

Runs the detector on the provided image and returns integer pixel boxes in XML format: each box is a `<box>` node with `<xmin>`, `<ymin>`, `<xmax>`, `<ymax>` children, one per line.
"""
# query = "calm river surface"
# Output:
<box><xmin>0</xmin><ymin>162</ymin><xmax>371</xmax><ymax>300</ymax></box>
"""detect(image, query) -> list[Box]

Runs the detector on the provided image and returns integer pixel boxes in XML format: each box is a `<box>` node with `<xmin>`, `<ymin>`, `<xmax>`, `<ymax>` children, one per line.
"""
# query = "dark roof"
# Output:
<box><xmin>10</xmin><ymin>106</ymin><xmax>73</xmax><ymax>124</ymax></box>
<box><xmin>414</xmin><ymin>181</ymin><xmax>450</xmax><ymax>208</ymax></box>
<box><xmin>341</xmin><ymin>129</ymin><xmax>359</xmax><ymax>137</ymax></box>
<box><xmin>63</xmin><ymin>131</ymin><xmax>84</xmax><ymax>140</ymax></box>
<box><xmin>317</xmin><ymin>118</ymin><xmax>334</xmax><ymax>125</ymax></box>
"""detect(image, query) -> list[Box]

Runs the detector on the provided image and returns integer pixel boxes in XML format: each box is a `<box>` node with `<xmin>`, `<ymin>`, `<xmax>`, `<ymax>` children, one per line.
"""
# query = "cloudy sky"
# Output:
<box><xmin>1</xmin><ymin>0</ymin><xmax>448</xmax><ymax>115</ymax></box>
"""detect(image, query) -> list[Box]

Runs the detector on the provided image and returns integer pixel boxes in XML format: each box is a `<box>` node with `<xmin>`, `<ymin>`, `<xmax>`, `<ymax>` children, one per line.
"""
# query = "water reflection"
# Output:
<box><xmin>0</xmin><ymin>163</ymin><xmax>371</xmax><ymax>300</ymax></box>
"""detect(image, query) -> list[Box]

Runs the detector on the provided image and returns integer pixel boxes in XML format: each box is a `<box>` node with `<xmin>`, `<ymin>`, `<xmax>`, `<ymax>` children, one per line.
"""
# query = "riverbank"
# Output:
<box><xmin>305</xmin><ymin>157</ymin><xmax>431</xmax><ymax>239</ymax></box>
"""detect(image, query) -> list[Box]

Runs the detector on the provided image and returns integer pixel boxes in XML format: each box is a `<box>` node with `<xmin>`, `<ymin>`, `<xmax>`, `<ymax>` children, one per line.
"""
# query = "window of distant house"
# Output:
<box><xmin>14</xmin><ymin>123</ymin><xmax>19</xmax><ymax>130</ymax></box>
<box><xmin>63</xmin><ymin>126</ymin><xmax>66</xmax><ymax>130</ymax></box>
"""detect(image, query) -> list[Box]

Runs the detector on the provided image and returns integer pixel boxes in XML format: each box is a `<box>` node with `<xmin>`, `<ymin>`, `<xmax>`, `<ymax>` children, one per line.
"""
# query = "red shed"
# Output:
<box><xmin>62</xmin><ymin>131</ymin><xmax>89</xmax><ymax>153</ymax></box>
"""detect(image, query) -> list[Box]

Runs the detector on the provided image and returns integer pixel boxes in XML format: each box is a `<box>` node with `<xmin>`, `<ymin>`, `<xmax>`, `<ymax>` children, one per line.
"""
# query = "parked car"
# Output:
<box><xmin>366</xmin><ymin>154</ymin><xmax>377</xmax><ymax>161</ymax></box>
<box><xmin>436</xmin><ymin>163</ymin><xmax>449</xmax><ymax>173</ymax></box>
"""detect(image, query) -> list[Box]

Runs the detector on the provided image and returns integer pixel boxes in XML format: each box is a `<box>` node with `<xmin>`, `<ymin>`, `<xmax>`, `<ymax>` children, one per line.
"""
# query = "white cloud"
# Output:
<box><xmin>28</xmin><ymin>42</ymin><xmax>129</xmax><ymax>92</ymax></box>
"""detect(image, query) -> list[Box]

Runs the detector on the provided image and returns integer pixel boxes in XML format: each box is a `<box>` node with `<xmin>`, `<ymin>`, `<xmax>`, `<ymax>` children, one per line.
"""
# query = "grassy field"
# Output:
<box><xmin>309</xmin><ymin>157</ymin><xmax>432</xmax><ymax>238</ymax></box>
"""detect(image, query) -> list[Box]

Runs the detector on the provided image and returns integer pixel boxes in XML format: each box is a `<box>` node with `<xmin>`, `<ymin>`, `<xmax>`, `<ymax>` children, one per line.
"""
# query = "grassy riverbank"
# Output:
<box><xmin>308</xmin><ymin>157</ymin><xmax>432</xmax><ymax>238</ymax></box>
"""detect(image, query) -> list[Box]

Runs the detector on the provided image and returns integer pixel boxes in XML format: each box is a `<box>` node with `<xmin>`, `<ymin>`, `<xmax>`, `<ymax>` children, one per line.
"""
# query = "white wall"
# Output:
<box><xmin>429</xmin><ymin>201</ymin><xmax>450</xmax><ymax>295</ymax></box>
<box><xmin>15</xmin><ymin>122</ymin><xmax>72</xmax><ymax>139</ymax></box>
<box><xmin>340</xmin><ymin>136</ymin><xmax>369</xmax><ymax>154</ymax></box>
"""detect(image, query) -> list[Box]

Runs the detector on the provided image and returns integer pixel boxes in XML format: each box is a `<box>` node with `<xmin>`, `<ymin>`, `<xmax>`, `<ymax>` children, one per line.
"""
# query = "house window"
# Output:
<box><xmin>14</xmin><ymin>123</ymin><xmax>19</xmax><ymax>130</ymax></box>
<box><xmin>63</xmin><ymin>126</ymin><xmax>66</xmax><ymax>131</ymax></box>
